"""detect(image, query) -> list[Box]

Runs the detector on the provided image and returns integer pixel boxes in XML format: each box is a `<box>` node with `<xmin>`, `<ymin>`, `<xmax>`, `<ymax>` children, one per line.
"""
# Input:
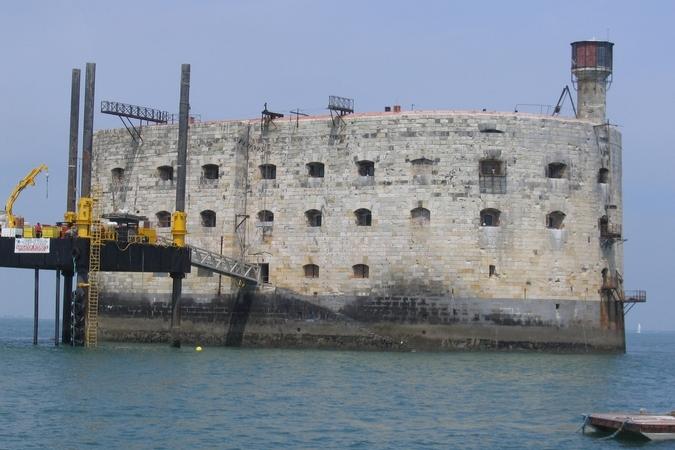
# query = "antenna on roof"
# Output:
<box><xmin>289</xmin><ymin>108</ymin><xmax>309</xmax><ymax>128</ymax></box>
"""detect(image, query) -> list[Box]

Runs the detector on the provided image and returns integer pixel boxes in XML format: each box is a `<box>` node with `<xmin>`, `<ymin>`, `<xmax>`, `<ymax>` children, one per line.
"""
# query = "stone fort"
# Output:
<box><xmin>93</xmin><ymin>40</ymin><xmax>628</xmax><ymax>350</ymax></box>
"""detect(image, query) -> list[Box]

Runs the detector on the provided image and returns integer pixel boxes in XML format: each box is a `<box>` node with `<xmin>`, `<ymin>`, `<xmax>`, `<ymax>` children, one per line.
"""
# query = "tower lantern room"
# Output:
<box><xmin>571</xmin><ymin>40</ymin><xmax>613</xmax><ymax>122</ymax></box>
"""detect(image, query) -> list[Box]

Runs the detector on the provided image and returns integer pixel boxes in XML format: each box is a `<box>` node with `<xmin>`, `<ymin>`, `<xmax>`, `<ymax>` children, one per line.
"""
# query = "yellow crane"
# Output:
<box><xmin>4</xmin><ymin>164</ymin><xmax>48</xmax><ymax>228</ymax></box>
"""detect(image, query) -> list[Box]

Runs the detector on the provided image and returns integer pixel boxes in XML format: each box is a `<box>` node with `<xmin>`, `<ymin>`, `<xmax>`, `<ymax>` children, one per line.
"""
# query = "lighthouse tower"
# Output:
<box><xmin>571</xmin><ymin>40</ymin><xmax>614</xmax><ymax>122</ymax></box>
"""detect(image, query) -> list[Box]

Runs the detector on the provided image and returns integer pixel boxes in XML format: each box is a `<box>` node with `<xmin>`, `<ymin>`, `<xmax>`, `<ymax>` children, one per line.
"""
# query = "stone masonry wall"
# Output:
<box><xmin>92</xmin><ymin>110</ymin><xmax>622</xmax><ymax>312</ymax></box>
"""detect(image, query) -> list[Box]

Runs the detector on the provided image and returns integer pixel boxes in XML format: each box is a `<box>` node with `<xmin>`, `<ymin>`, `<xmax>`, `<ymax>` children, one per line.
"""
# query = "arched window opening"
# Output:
<box><xmin>354</xmin><ymin>208</ymin><xmax>372</xmax><ymax>226</ymax></box>
<box><xmin>307</xmin><ymin>162</ymin><xmax>325</xmax><ymax>178</ymax></box>
<box><xmin>259</xmin><ymin>164</ymin><xmax>276</xmax><ymax>180</ymax></box>
<box><xmin>357</xmin><ymin>160</ymin><xmax>375</xmax><ymax>177</ymax></box>
<box><xmin>158</xmin><ymin>165</ymin><xmax>173</xmax><ymax>181</ymax></box>
<box><xmin>480</xmin><ymin>208</ymin><xmax>501</xmax><ymax>227</ymax></box>
<box><xmin>258</xmin><ymin>210</ymin><xmax>274</xmax><ymax>222</ymax></box>
<box><xmin>201</xmin><ymin>210</ymin><xmax>216</xmax><ymax>227</ymax></box>
<box><xmin>202</xmin><ymin>164</ymin><xmax>219</xmax><ymax>180</ymax></box>
<box><xmin>156</xmin><ymin>211</ymin><xmax>171</xmax><ymax>228</ymax></box>
<box><xmin>411</xmin><ymin>207</ymin><xmax>430</xmax><ymax>224</ymax></box>
<box><xmin>598</xmin><ymin>168</ymin><xmax>609</xmax><ymax>184</ymax></box>
<box><xmin>305</xmin><ymin>209</ymin><xmax>322</xmax><ymax>227</ymax></box>
<box><xmin>546</xmin><ymin>211</ymin><xmax>566</xmax><ymax>229</ymax></box>
<box><xmin>353</xmin><ymin>264</ymin><xmax>369</xmax><ymax>279</ymax></box>
<box><xmin>111</xmin><ymin>167</ymin><xmax>124</xmax><ymax>182</ymax></box>
<box><xmin>547</xmin><ymin>162</ymin><xmax>568</xmax><ymax>179</ymax></box>
<box><xmin>303</xmin><ymin>264</ymin><xmax>319</xmax><ymax>278</ymax></box>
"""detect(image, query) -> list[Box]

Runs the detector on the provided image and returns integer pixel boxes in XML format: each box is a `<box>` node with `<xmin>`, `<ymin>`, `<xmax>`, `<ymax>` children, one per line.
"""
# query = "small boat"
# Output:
<box><xmin>584</xmin><ymin>412</ymin><xmax>675</xmax><ymax>441</ymax></box>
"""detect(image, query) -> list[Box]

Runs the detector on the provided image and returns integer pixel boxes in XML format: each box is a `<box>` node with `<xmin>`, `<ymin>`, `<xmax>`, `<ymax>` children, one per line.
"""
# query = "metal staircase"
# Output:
<box><xmin>85</xmin><ymin>191</ymin><xmax>102</xmax><ymax>347</ymax></box>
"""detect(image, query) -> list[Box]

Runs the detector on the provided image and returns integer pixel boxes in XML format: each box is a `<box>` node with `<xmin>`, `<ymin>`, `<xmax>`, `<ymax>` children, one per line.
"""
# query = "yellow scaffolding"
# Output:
<box><xmin>85</xmin><ymin>189</ymin><xmax>102</xmax><ymax>347</ymax></box>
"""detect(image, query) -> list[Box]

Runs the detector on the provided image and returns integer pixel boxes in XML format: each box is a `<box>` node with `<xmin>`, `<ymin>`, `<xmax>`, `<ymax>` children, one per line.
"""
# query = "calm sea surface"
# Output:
<box><xmin>0</xmin><ymin>318</ymin><xmax>673</xmax><ymax>449</ymax></box>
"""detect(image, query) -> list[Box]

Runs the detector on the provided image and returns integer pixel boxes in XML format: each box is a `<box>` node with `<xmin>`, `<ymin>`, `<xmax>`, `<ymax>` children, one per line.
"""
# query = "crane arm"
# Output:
<box><xmin>5</xmin><ymin>164</ymin><xmax>48</xmax><ymax>228</ymax></box>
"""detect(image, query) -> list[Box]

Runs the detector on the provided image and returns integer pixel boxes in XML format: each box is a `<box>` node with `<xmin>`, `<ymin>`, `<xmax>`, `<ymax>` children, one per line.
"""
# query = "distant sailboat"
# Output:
<box><xmin>637</xmin><ymin>323</ymin><xmax>642</xmax><ymax>334</ymax></box>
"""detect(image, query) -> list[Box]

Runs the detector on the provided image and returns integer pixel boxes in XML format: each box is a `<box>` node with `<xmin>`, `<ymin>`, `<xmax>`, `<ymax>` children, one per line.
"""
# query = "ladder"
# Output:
<box><xmin>85</xmin><ymin>190</ymin><xmax>102</xmax><ymax>347</ymax></box>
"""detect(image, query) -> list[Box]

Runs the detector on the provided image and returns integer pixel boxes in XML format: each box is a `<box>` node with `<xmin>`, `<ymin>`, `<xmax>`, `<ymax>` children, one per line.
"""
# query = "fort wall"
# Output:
<box><xmin>92</xmin><ymin>110</ymin><xmax>625</xmax><ymax>350</ymax></box>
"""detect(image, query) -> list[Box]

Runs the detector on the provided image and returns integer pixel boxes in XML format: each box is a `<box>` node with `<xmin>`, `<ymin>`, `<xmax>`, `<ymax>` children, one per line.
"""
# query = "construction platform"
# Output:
<box><xmin>0</xmin><ymin>237</ymin><xmax>190</xmax><ymax>273</ymax></box>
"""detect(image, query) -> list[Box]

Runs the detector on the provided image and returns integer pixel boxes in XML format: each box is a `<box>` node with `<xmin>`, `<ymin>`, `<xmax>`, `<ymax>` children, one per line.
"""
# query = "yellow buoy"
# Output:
<box><xmin>195</xmin><ymin>346</ymin><xmax>203</xmax><ymax>352</ymax></box>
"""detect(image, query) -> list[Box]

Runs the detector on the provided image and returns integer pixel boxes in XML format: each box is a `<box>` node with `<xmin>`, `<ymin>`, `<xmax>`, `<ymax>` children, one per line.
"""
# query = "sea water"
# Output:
<box><xmin>0</xmin><ymin>318</ymin><xmax>673</xmax><ymax>449</ymax></box>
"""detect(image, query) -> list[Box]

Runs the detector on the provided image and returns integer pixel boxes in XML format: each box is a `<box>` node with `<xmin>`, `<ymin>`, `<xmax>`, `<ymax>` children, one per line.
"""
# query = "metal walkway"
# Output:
<box><xmin>155</xmin><ymin>237</ymin><xmax>259</xmax><ymax>283</ymax></box>
<box><xmin>189</xmin><ymin>244</ymin><xmax>259</xmax><ymax>284</ymax></box>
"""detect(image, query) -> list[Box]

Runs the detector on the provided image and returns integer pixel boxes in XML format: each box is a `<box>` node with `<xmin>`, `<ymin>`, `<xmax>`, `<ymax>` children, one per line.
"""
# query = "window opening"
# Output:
<box><xmin>303</xmin><ymin>264</ymin><xmax>320</xmax><ymax>278</ymax></box>
<box><xmin>480</xmin><ymin>160</ymin><xmax>504</xmax><ymax>176</ymax></box>
<box><xmin>201</xmin><ymin>210</ymin><xmax>216</xmax><ymax>227</ymax></box>
<box><xmin>480</xmin><ymin>208</ymin><xmax>501</xmax><ymax>227</ymax></box>
<box><xmin>479</xmin><ymin>159</ymin><xmax>506</xmax><ymax>194</ymax></box>
<box><xmin>202</xmin><ymin>164</ymin><xmax>219</xmax><ymax>180</ymax></box>
<box><xmin>353</xmin><ymin>264</ymin><xmax>369</xmax><ymax>279</ymax></box>
<box><xmin>307</xmin><ymin>162</ymin><xmax>325</xmax><ymax>178</ymax></box>
<box><xmin>547</xmin><ymin>162</ymin><xmax>567</xmax><ymax>179</ymax></box>
<box><xmin>598</xmin><ymin>168</ymin><xmax>609</xmax><ymax>184</ymax></box>
<box><xmin>259</xmin><ymin>164</ymin><xmax>276</xmax><ymax>180</ymax></box>
<box><xmin>357</xmin><ymin>160</ymin><xmax>375</xmax><ymax>177</ymax></box>
<box><xmin>158</xmin><ymin>165</ymin><xmax>173</xmax><ymax>181</ymax></box>
<box><xmin>411</xmin><ymin>207</ymin><xmax>430</xmax><ymax>224</ymax></box>
<box><xmin>111</xmin><ymin>167</ymin><xmax>124</xmax><ymax>182</ymax></box>
<box><xmin>259</xmin><ymin>263</ymin><xmax>270</xmax><ymax>284</ymax></box>
<box><xmin>354</xmin><ymin>208</ymin><xmax>372</xmax><ymax>226</ymax></box>
<box><xmin>258</xmin><ymin>210</ymin><xmax>274</xmax><ymax>222</ymax></box>
<box><xmin>305</xmin><ymin>209</ymin><xmax>322</xmax><ymax>227</ymax></box>
<box><xmin>546</xmin><ymin>211</ymin><xmax>566</xmax><ymax>229</ymax></box>
<box><xmin>489</xmin><ymin>265</ymin><xmax>496</xmax><ymax>277</ymax></box>
<box><xmin>156</xmin><ymin>211</ymin><xmax>171</xmax><ymax>228</ymax></box>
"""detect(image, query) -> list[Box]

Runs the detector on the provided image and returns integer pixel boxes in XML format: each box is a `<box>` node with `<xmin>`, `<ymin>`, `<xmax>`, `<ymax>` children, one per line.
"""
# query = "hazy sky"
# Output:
<box><xmin>0</xmin><ymin>1</ymin><xmax>673</xmax><ymax>331</ymax></box>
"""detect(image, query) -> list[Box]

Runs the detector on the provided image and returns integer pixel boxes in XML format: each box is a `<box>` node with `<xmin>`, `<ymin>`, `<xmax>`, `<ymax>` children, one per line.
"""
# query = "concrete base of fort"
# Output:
<box><xmin>99</xmin><ymin>289</ymin><xmax>625</xmax><ymax>352</ymax></box>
